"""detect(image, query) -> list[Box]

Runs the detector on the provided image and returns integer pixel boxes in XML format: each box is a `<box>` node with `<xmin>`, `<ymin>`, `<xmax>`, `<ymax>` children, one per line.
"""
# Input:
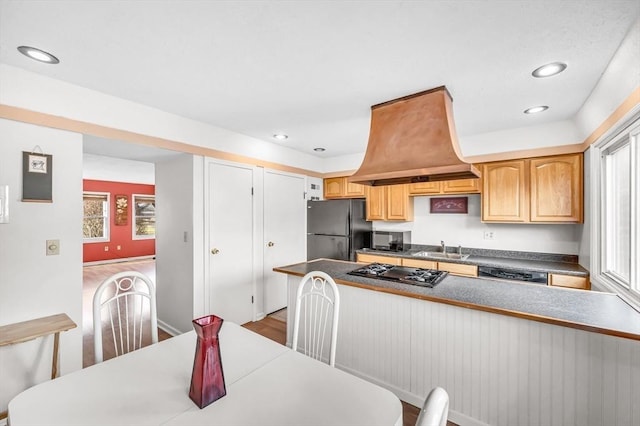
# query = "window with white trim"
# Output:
<box><xmin>592</xmin><ymin>115</ymin><xmax>639</xmax><ymax>307</ymax></box>
<box><xmin>132</xmin><ymin>194</ymin><xmax>156</xmax><ymax>239</ymax></box>
<box><xmin>83</xmin><ymin>192</ymin><xmax>109</xmax><ymax>241</ymax></box>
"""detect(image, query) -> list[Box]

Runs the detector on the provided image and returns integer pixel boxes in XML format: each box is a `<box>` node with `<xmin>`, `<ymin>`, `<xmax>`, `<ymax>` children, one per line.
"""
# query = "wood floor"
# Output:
<box><xmin>83</xmin><ymin>259</ymin><xmax>455</xmax><ymax>426</ymax></box>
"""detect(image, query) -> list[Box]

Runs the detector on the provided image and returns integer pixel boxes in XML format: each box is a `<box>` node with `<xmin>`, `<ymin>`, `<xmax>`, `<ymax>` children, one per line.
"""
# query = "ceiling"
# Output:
<box><xmin>1</xmin><ymin>1</ymin><xmax>639</xmax><ymax>159</ymax></box>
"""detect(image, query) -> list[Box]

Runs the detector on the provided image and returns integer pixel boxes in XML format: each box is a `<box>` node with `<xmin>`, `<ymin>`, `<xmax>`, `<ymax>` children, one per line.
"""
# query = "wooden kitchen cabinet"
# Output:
<box><xmin>408</xmin><ymin>178</ymin><xmax>480</xmax><ymax>196</ymax></box>
<box><xmin>530</xmin><ymin>154</ymin><xmax>583</xmax><ymax>222</ymax></box>
<box><xmin>481</xmin><ymin>154</ymin><xmax>583</xmax><ymax>223</ymax></box>
<box><xmin>324</xmin><ymin>177</ymin><xmax>366</xmax><ymax>199</ymax></box>
<box><xmin>401</xmin><ymin>258</ymin><xmax>438</xmax><ymax>269</ymax></box>
<box><xmin>365</xmin><ymin>185</ymin><xmax>414</xmax><ymax>221</ymax></box>
<box><xmin>408</xmin><ymin>181</ymin><xmax>441</xmax><ymax>195</ymax></box>
<box><xmin>356</xmin><ymin>253</ymin><xmax>402</xmax><ymax>265</ymax></box>
<box><xmin>548</xmin><ymin>273</ymin><xmax>590</xmax><ymax>290</ymax></box>
<box><xmin>437</xmin><ymin>262</ymin><xmax>478</xmax><ymax>277</ymax></box>
<box><xmin>482</xmin><ymin>160</ymin><xmax>528</xmax><ymax>222</ymax></box>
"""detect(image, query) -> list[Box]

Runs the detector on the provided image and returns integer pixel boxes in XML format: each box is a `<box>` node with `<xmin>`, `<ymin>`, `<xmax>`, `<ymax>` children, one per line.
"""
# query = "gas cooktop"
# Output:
<box><xmin>348</xmin><ymin>263</ymin><xmax>448</xmax><ymax>288</ymax></box>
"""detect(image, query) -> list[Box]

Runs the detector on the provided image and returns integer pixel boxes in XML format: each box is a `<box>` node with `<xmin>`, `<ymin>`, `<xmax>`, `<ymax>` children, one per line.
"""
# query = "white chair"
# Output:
<box><xmin>291</xmin><ymin>271</ymin><xmax>340</xmax><ymax>367</ymax></box>
<box><xmin>93</xmin><ymin>271</ymin><xmax>158</xmax><ymax>363</ymax></box>
<box><xmin>416</xmin><ymin>386</ymin><xmax>450</xmax><ymax>426</ymax></box>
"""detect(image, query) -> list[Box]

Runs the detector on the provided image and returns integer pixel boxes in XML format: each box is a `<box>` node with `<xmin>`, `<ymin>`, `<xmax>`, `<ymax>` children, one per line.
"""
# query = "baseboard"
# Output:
<box><xmin>255</xmin><ymin>312</ymin><xmax>266</xmax><ymax>321</ymax></box>
<box><xmin>157</xmin><ymin>319</ymin><xmax>181</xmax><ymax>336</ymax></box>
<box><xmin>336</xmin><ymin>363</ymin><xmax>489</xmax><ymax>426</ymax></box>
<box><xmin>83</xmin><ymin>255</ymin><xmax>155</xmax><ymax>266</ymax></box>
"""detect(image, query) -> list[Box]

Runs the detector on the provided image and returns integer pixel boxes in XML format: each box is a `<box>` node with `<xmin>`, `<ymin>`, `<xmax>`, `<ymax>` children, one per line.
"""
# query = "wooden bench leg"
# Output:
<box><xmin>51</xmin><ymin>331</ymin><xmax>60</xmax><ymax>380</ymax></box>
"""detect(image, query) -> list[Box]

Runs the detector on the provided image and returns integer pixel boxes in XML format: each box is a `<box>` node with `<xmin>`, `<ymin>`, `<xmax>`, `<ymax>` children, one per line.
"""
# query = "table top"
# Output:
<box><xmin>8</xmin><ymin>321</ymin><xmax>402</xmax><ymax>426</ymax></box>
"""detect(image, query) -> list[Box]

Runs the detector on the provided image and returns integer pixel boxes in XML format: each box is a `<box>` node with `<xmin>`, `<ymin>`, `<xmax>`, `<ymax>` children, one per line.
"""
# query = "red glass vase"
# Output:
<box><xmin>189</xmin><ymin>314</ymin><xmax>227</xmax><ymax>408</ymax></box>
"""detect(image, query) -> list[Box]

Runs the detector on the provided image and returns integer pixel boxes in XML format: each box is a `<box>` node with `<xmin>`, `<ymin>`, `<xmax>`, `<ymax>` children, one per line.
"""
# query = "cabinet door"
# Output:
<box><xmin>401</xmin><ymin>258</ymin><xmax>437</xmax><ymax>269</ymax></box>
<box><xmin>366</xmin><ymin>186</ymin><xmax>386</xmax><ymax>221</ymax></box>
<box><xmin>482</xmin><ymin>160</ymin><xmax>528</xmax><ymax>222</ymax></box>
<box><xmin>437</xmin><ymin>262</ymin><xmax>478</xmax><ymax>277</ymax></box>
<box><xmin>442</xmin><ymin>178</ymin><xmax>480</xmax><ymax>194</ymax></box>
<box><xmin>386</xmin><ymin>185</ymin><xmax>414</xmax><ymax>221</ymax></box>
<box><xmin>530</xmin><ymin>154</ymin><xmax>583</xmax><ymax>223</ymax></box>
<box><xmin>548</xmin><ymin>273</ymin><xmax>590</xmax><ymax>290</ymax></box>
<box><xmin>324</xmin><ymin>177</ymin><xmax>344</xmax><ymax>199</ymax></box>
<box><xmin>356</xmin><ymin>253</ymin><xmax>402</xmax><ymax>265</ymax></box>
<box><xmin>408</xmin><ymin>182</ymin><xmax>441</xmax><ymax>195</ymax></box>
<box><xmin>344</xmin><ymin>180</ymin><xmax>366</xmax><ymax>198</ymax></box>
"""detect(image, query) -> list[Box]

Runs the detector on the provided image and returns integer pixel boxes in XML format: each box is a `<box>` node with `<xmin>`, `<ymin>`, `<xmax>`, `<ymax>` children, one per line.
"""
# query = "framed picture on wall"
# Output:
<box><xmin>430</xmin><ymin>197</ymin><xmax>468</xmax><ymax>214</ymax></box>
<box><xmin>115</xmin><ymin>195</ymin><xmax>128</xmax><ymax>225</ymax></box>
<box><xmin>22</xmin><ymin>151</ymin><xmax>53</xmax><ymax>202</ymax></box>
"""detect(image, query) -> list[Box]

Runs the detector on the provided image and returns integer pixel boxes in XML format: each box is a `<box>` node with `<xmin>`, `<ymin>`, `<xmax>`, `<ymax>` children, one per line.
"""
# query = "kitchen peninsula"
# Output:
<box><xmin>275</xmin><ymin>259</ymin><xmax>640</xmax><ymax>426</ymax></box>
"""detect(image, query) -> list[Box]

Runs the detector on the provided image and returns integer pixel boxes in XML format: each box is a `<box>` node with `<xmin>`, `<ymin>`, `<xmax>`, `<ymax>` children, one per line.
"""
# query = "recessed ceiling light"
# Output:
<box><xmin>313</xmin><ymin>147</ymin><xmax>326</xmax><ymax>152</ymax></box>
<box><xmin>17</xmin><ymin>46</ymin><xmax>60</xmax><ymax>64</ymax></box>
<box><xmin>524</xmin><ymin>105</ymin><xmax>549</xmax><ymax>114</ymax></box>
<box><xmin>532</xmin><ymin>62</ymin><xmax>567</xmax><ymax>78</ymax></box>
<box><xmin>273</xmin><ymin>134</ymin><xmax>288</xmax><ymax>141</ymax></box>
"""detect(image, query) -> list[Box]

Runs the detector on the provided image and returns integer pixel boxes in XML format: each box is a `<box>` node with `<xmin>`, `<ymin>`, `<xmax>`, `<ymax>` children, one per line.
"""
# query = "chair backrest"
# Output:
<box><xmin>416</xmin><ymin>386</ymin><xmax>449</xmax><ymax>426</ymax></box>
<box><xmin>93</xmin><ymin>271</ymin><xmax>158</xmax><ymax>363</ymax></box>
<box><xmin>291</xmin><ymin>271</ymin><xmax>340</xmax><ymax>366</ymax></box>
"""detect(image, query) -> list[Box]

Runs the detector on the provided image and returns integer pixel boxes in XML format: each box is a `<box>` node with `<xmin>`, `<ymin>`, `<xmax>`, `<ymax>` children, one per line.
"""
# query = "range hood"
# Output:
<box><xmin>348</xmin><ymin>86</ymin><xmax>480</xmax><ymax>186</ymax></box>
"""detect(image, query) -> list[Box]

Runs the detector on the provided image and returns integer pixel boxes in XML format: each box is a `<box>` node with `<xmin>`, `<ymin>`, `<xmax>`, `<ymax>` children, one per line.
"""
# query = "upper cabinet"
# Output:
<box><xmin>408</xmin><ymin>178</ymin><xmax>480</xmax><ymax>196</ymax></box>
<box><xmin>529</xmin><ymin>155</ymin><xmax>583</xmax><ymax>222</ymax></box>
<box><xmin>366</xmin><ymin>184</ymin><xmax>414</xmax><ymax>221</ymax></box>
<box><xmin>324</xmin><ymin>177</ymin><xmax>366</xmax><ymax>199</ymax></box>
<box><xmin>482</xmin><ymin>154</ymin><xmax>583</xmax><ymax>223</ymax></box>
<box><xmin>482</xmin><ymin>160</ymin><xmax>528</xmax><ymax>222</ymax></box>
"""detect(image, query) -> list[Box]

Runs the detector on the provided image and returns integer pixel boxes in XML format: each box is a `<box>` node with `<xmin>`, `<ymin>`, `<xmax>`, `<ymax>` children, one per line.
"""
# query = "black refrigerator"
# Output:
<box><xmin>307</xmin><ymin>199</ymin><xmax>372</xmax><ymax>261</ymax></box>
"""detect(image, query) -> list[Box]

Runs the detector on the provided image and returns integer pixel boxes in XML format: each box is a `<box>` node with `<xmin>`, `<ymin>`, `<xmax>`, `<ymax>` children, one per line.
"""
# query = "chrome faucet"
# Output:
<box><xmin>458</xmin><ymin>245</ymin><xmax>462</xmax><ymax>254</ymax></box>
<box><xmin>441</xmin><ymin>240</ymin><xmax>446</xmax><ymax>253</ymax></box>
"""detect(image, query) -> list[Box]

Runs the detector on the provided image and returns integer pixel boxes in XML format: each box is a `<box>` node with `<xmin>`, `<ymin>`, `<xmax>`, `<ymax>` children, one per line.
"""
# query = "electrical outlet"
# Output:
<box><xmin>104</xmin><ymin>246</ymin><xmax>109</xmax><ymax>252</ymax></box>
<box><xmin>46</xmin><ymin>239</ymin><xmax>60</xmax><ymax>255</ymax></box>
<box><xmin>483</xmin><ymin>231</ymin><xmax>495</xmax><ymax>240</ymax></box>
<box><xmin>116</xmin><ymin>245</ymin><xmax>121</xmax><ymax>250</ymax></box>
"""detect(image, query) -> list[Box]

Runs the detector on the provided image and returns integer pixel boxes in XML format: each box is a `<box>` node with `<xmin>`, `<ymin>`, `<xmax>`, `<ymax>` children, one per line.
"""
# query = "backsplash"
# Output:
<box><xmin>373</xmin><ymin>195</ymin><xmax>582</xmax><ymax>255</ymax></box>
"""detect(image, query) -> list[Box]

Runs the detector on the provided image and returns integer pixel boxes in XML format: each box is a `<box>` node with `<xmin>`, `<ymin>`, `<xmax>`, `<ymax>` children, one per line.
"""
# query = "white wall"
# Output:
<box><xmin>155</xmin><ymin>154</ymin><xmax>198</xmax><ymax>334</ymax></box>
<box><xmin>82</xmin><ymin>153</ymin><xmax>155</xmax><ymax>184</ymax></box>
<box><xmin>374</xmin><ymin>195</ymin><xmax>581</xmax><ymax>254</ymax></box>
<box><xmin>0</xmin><ymin>119</ymin><xmax>83</xmax><ymax>412</ymax></box>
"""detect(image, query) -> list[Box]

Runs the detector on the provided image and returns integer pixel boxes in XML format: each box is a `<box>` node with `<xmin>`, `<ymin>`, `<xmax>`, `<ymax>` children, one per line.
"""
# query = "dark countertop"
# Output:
<box><xmin>274</xmin><ymin>259</ymin><xmax>640</xmax><ymax>341</ymax></box>
<box><xmin>357</xmin><ymin>247</ymin><xmax>589</xmax><ymax>277</ymax></box>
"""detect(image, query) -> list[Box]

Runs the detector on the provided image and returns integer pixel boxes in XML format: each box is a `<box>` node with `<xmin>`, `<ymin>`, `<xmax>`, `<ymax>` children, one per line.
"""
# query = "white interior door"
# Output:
<box><xmin>263</xmin><ymin>170</ymin><xmax>306</xmax><ymax>315</ymax></box>
<box><xmin>207</xmin><ymin>161</ymin><xmax>254</xmax><ymax>324</ymax></box>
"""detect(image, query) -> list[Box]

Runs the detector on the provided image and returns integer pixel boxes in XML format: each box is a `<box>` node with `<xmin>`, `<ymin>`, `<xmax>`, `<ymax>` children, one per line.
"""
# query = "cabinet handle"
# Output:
<box><xmin>267</xmin><ymin>241</ymin><xmax>275</xmax><ymax>247</ymax></box>
<box><xmin>211</xmin><ymin>248</ymin><xmax>220</xmax><ymax>255</ymax></box>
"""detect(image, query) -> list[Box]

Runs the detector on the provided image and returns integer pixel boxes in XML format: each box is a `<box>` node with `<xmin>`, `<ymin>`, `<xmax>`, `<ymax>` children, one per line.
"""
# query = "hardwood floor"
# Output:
<box><xmin>82</xmin><ymin>261</ymin><xmax>452</xmax><ymax>426</ymax></box>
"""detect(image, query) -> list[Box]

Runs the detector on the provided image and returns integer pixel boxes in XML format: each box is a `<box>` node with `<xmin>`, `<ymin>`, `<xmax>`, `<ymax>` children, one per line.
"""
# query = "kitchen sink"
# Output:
<box><xmin>412</xmin><ymin>251</ymin><xmax>470</xmax><ymax>260</ymax></box>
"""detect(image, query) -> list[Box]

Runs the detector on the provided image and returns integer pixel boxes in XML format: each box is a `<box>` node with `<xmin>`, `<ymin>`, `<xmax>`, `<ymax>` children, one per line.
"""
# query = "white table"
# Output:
<box><xmin>8</xmin><ymin>322</ymin><xmax>402</xmax><ymax>426</ymax></box>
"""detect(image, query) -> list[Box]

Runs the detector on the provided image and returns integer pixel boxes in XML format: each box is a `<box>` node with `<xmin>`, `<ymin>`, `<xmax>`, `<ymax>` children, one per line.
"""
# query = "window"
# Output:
<box><xmin>83</xmin><ymin>192</ymin><xmax>109</xmax><ymax>241</ymax></box>
<box><xmin>592</xmin><ymin>114</ymin><xmax>639</xmax><ymax>308</ymax></box>
<box><xmin>133</xmin><ymin>194</ymin><xmax>155</xmax><ymax>239</ymax></box>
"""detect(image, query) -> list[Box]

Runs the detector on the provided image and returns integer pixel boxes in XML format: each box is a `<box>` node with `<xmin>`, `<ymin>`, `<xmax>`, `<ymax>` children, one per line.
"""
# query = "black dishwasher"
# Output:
<box><xmin>478</xmin><ymin>266</ymin><xmax>548</xmax><ymax>284</ymax></box>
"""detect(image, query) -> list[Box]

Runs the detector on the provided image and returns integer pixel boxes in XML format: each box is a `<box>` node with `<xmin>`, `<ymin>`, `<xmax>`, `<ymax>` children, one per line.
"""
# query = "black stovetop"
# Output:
<box><xmin>348</xmin><ymin>263</ymin><xmax>448</xmax><ymax>288</ymax></box>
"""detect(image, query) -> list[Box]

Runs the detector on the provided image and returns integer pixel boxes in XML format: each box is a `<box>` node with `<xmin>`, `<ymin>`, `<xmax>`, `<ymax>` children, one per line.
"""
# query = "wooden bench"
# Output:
<box><xmin>0</xmin><ymin>313</ymin><xmax>77</xmax><ymax>420</ymax></box>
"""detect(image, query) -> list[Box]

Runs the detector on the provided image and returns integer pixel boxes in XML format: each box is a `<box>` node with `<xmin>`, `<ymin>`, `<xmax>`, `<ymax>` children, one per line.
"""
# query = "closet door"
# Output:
<box><xmin>206</xmin><ymin>160</ymin><xmax>254</xmax><ymax>324</ymax></box>
<box><xmin>263</xmin><ymin>170</ymin><xmax>306</xmax><ymax>315</ymax></box>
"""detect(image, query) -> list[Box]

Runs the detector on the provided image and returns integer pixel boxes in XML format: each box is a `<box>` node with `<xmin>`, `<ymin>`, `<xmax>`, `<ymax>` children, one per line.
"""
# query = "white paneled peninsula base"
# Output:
<box><xmin>275</xmin><ymin>259</ymin><xmax>640</xmax><ymax>426</ymax></box>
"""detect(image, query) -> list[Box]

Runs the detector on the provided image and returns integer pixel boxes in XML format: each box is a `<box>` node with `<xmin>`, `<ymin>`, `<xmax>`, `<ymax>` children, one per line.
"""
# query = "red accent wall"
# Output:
<box><xmin>83</xmin><ymin>180</ymin><xmax>155</xmax><ymax>263</ymax></box>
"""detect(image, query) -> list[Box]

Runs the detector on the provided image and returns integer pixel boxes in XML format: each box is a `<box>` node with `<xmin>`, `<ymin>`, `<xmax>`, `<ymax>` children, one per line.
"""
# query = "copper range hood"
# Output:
<box><xmin>348</xmin><ymin>86</ymin><xmax>480</xmax><ymax>186</ymax></box>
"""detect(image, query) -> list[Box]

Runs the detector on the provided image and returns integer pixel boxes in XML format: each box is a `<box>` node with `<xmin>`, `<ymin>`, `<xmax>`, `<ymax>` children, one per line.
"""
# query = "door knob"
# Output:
<box><xmin>211</xmin><ymin>248</ymin><xmax>220</xmax><ymax>255</ymax></box>
<box><xmin>267</xmin><ymin>241</ymin><xmax>275</xmax><ymax>247</ymax></box>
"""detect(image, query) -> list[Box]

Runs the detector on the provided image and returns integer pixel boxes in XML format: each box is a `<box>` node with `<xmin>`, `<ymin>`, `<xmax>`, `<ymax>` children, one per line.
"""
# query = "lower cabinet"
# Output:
<box><xmin>356</xmin><ymin>253</ymin><xmax>402</xmax><ymax>265</ymax></box>
<box><xmin>548</xmin><ymin>273</ymin><xmax>590</xmax><ymax>290</ymax></box>
<box><xmin>436</xmin><ymin>262</ymin><xmax>478</xmax><ymax>277</ymax></box>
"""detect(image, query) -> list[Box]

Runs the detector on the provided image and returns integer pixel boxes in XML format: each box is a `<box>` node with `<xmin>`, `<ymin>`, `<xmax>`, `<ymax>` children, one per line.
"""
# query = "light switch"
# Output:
<box><xmin>46</xmin><ymin>239</ymin><xmax>60</xmax><ymax>256</ymax></box>
<box><xmin>0</xmin><ymin>185</ymin><xmax>8</xmax><ymax>224</ymax></box>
